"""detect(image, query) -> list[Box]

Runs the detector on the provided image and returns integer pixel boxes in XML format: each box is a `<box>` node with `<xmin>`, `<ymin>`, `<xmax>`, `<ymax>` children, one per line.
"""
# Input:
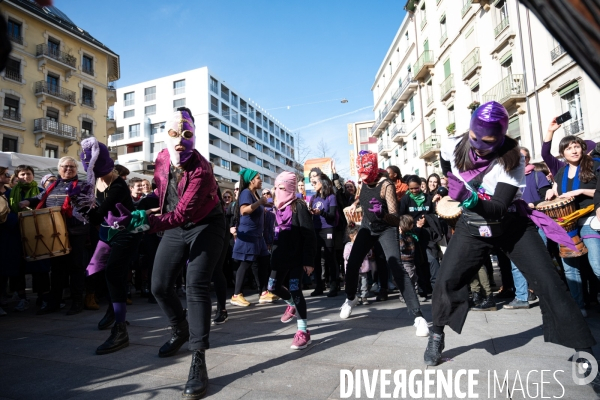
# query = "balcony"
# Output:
<box><xmin>551</xmin><ymin>45</ymin><xmax>567</xmax><ymax>62</ymax></box>
<box><xmin>461</xmin><ymin>0</ymin><xmax>473</xmax><ymax>17</ymax></box>
<box><xmin>440</xmin><ymin>74</ymin><xmax>455</xmax><ymax>101</ymax></box>
<box><xmin>8</xmin><ymin>32</ymin><xmax>23</xmax><ymax>45</ymax></box>
<box><xmin>420</xmin><ymin>135</ymin><xmax>441</xmax><ymax>159</ymax></box>
<box><xmin>36</xmin><ymin>44</ymin><xmax>77</xmax><ymax>77</ymax></box>
<box><xmin>4</xmin><ymin>68</ymin><xmax>22</xmax><ymax>83</ymax></box>
<box><xmin>462</xmin><ymin>47</ymin><xmax>481</xmax><ymax>81</ymax></box>
<box><xmin>563</xmin><ymin>119</ymin><xmax>584</xmax><ymax>135</ymax></box>
<box><xmin>439</xmin><ymin>31</ymin><xmax>448</xmax><ymax>46</ymax></box>
<box><xmin>391</xmin><ymin>124</ymin><xmax>407</xmax><ymax>143</ymax></box>
<box><xmin>378</xmin><ymin>138</ymin><xmax>394</xmax><ymax>157</ymax></box>
<box><xmin>118</xmin><ymin>151</ymin><xmax>145</xmax><ymax>165</ymax></box>
<box><xmin>34</xmin><ymin>118</ymin><xmax>77</xmax><ymax>149</ymax></box>
<box><xmin>107</xmin><ymin>83</ymin><xmax>117</xmax><ymax>106</ymax></box>
<box><xmin>34</xmin><ymin>81</ymin><xmax>76</xmax><ymax>111</ymax></box>
<box><xmin>111</xmin><ymin>133</ymin><xmax>124</xmax><ymax>141</ymax></box>
<box><xmin>494</xmin><ymin>18</ymin><xmax>509</xmax><ymax>38</ymax></box>
<box><xmin>421</xmin><ymin>18</ymin><xmax>427</xmax><ymax>30</ymax></box>
<box><xmin>106</xmin><ymin>118</ymin><xmax>116</xmax><ymax>135</ymax></box>
<box><xmin>482</xmin><ymin>74</ymin><xmax>526</xmax><ymax>112</ymax></box>
<box><xmin>3</xmin><ymin>109</ymin><xmax>21</xmax><ymax>122</ymax></box>
<box><xmin>413</xmin><ymin>51</ymin><xmax>435</xmax><ymax>82</ymax></box>
<box><xmin>371</xmin><ymin>73</ymin><xmax>418</xmax><ymax>137</ymax></box>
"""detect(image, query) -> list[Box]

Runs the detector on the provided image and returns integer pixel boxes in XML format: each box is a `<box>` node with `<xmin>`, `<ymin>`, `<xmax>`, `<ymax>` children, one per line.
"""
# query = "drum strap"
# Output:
<box><xmin>37</xmin><ymin>180</ymin><xmax>77</xmax><ymax>218</ymax></box>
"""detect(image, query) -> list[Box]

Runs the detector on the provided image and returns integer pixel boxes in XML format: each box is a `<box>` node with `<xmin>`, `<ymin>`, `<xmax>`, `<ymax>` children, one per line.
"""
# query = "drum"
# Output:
<box><xmin>343</xmin><ymin>206</ymin><xmax>363</xmax><ymax>225</ymax></box>
<box><xmin>436</xmin><ymin>197</ymin><xmax>462</xmax><ymax>228</ymax></box>
<box><xmin>559</xmin><ymin>234</ymin><xmax>588</xmax><ymax>258</ymax></box>
<box><xmin>19</xmin><ymin>206</ymin><xmax>70</xmax><ymax>261</ymax></box>
<box><xmin>536</xmin><ymin>197</ymin><xmax>577</xmax><ymax>220</ymax></box>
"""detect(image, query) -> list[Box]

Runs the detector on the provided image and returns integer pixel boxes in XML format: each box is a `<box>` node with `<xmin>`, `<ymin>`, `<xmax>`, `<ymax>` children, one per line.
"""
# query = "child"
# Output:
<box><xmin>343</xmin><ymin>222</ymin><xmax>371</xmax><ymax>305</ymax></box>
<box><xmin>399</xmin><ymin>215</ymin><xmax>419</xmax><ymax>294</ymax></box>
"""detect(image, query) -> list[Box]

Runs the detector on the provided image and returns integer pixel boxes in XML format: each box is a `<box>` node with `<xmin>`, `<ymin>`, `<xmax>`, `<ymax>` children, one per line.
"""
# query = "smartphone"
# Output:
<box><xmin>267</xmin><ymin>198</ymin><xmax>273</xmax><ymax>204</ymax></box>
<box><xmin>556</xmin><ymin>111</ymin><xmax>572</xmax><ymax>125</ymax></box>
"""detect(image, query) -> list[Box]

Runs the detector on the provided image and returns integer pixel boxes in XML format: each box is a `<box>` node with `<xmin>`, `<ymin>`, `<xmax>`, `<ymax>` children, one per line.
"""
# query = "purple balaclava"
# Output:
<box><xmin>80</xmin><ymin>137</ymin><xmax>115</xmax><ymax>184</ymax></box>
<box><xmin>165</xmin><ymin>109</ymin><xmax>195</xmax><ymax>167</ymax></box>
<box><xmin>469</xmin><ymin>101</ymin><xmax>509</xmax><ymax>153</ymax></box>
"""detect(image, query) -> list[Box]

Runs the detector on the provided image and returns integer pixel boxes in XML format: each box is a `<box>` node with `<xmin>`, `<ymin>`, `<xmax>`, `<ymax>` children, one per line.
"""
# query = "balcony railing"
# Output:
<box><xmin>439</xmin><ymin>31</ymin><xmax>448</xmax><ymax>46</ymax></box>
<box><xmin>462</xmin><ymin>47</ymin><xmax>481</xmax><ymax>79</ymax></box>
<box><xmin>440</xmin><ymin>74</ymin><xmax>455</xmax><ymax>99</ymax></box>
<box><xmin>461</xmin><ymin>0</ymin><xmax>473</xmax><ymax>17</ymax></box>
<box><xmin>221</xmin><ymin>92</ymin><xmax>229</xmax><ymax>102</ymax></box>
<box><xmin>34</xmin><ymin>81</ymin><xmax>76</xmax><ymax>103</ymax></box>
<box><xmin>494</xmin><ymin>18</ymin><xmax>510</xmax><ymax>38</ymax></box>
<box><xmin>482</xmin><ymin>74</ymin><xmax>525</xmax><ymax>104</ymax></box>
<box><xmin>563</xmin><ymin>119</ymin><xmax>584</xmax><ymax>135</ymax></box>
<box><xmin>413</xmin><ymin>50</ymin><xmax>434</xmax><ymax>78</ymax></box>
<box><xmin>420</xmin><ymin>135</ymin><xmax>441</xmax><ymax>157</ymax></box>
<box><xmin>210</xmin><ymin>83</ymin><xmax>218</xmax><ymax>94</ymax></box>
<box><xmin>210</xmin><ymin>102</ymin><xmax>219</xmax><ymax>113</ymax></box>
<box><xmin>3</xmin><ymin>109</ymin><xmax>20</xmax><ymax>122</ymax></box>
<box><xmin>34</xmin><ymin>118</ymin><xmax>77</xmax><ymax>139</ymax></box>
<box><xmin>378</xmin><ymin>141</ymin><xmax>384</xmax><ymax>153</ymax></box>
<box><xmin>427</xmin><ymin>94</ymin><xmax>434</xmax><ymax>106</ymax></box>
<box><xmin>421</xmin><ymin>18</ymin><xmax>427</xmax><ymax>30</ymax></box>
<box><xmin>4</xmin><ymin>68</ymin><xmax>22</xmax><ymax>82</ymax></box>
<box><xmin>8</xmin><ymin>32</ymin><xmax>23</xmax><ymax>45</ymax></box>
<box><xmin>111</xmin><ymin>133</ymin><xmax>124</xmax><ymax>141</ymax></box>
<box><xmin>36</xmin><ymin>44</ymin><xmax>76</xmax><ymax>68</ymax></box>
<box><xmin>550</xmin><ymin>45</ymin><xmax>566</xmax><ymax>62</ymax></box>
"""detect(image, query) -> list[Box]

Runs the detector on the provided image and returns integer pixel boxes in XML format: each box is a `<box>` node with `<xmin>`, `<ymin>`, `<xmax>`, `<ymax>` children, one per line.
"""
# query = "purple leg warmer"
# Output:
<box><xmin>113</xmin><ymin>302</ymin><xmax>126</xmax><ymax>323</ymax></box>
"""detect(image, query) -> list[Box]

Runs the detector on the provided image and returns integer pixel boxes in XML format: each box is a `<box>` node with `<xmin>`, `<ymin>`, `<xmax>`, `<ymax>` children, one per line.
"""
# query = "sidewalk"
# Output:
<box><xmin>1</xmin><ymin>290</ymin><xmax>599</xmax><ymax>399</ymax></box>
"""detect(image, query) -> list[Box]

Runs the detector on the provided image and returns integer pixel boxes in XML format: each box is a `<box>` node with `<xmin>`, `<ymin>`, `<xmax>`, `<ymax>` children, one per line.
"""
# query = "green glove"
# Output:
<box><xmin>128</xmin><ymin>210</ymin><xmax>150</xmax><ymax>233</ymax></box>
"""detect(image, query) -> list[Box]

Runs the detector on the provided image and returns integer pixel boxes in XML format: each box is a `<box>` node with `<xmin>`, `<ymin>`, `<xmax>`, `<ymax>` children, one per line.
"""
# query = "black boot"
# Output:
<box><xmin>96</xmin><ymin>321</ymin><xmax>129</xmax><ymax>355</ymax></box>
<box><xmin>469</xmin><ymin>291</ymin><xmax>483</xmax><ymax>308</ymax></box>
<box><xmin>159</xmin><ymin>318</ymin><xmax>190</xmax><ymax>358</ymax></box>
<box><xmin>471</xmin><ymin>294</ymin><xmax>497</xmax><ymax>311</ymax></box>
<box><xmin>98</xmin><ymin>305</ymin><xmax>115</xmax><ymax>330</ymax></box>
<box><xmin>424</xmin><ymin>332</ymin><xmax>445</xmax><ymax>366</ymax></box>
<box><xmin>66</xmin><ymin>298</ymin><xmax>84</xmax><ymax>316</ymax></box>
<box><xmin>327</xmin><ymin>281</ymin><xmax>338</xmax><ymax>297</ymax></box>
<box><xmin>183</xmin><ymin>350</ymin><xmax>208</xmax><ymax>399</ymax></box>
<box><xmin>375</xmin><ymin>289</ymin><xmax>388</xmax><ymax>302</ymax></box>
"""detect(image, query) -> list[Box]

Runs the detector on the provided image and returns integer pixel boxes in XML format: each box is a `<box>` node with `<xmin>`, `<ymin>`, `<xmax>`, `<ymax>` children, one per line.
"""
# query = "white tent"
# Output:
<box><xmin>0</xmin><ymin>152</ymin><xmax>153</xmax><ymax>183</ymax></box>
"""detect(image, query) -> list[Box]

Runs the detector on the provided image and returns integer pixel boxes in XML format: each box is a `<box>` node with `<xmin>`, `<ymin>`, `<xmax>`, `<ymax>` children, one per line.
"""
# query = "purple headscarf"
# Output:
<box><xmin>470</xmin><ymin>101</ymin><xmax>509</xmax><ymax>153</ymax></box>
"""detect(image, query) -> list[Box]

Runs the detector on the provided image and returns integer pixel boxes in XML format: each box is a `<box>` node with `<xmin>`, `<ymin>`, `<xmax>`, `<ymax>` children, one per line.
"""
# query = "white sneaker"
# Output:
<box><xmin>14</xmin><ymin>299</ymin><xmax>29</xmax><ymax>312</ymax></box>
<box><xmin>414</xmin><ymin>316</ymin><xmax>430</xmax><ymax>337</ymax></box>
<box><xmin>0</xmin><ymin>306</ymin><xmax>6</xmax><ymax>316</ymax></box>
<box><xmin>340</xmin><ymin>297</ymin><xmax>359</xmax><ymax>319</ymax></box>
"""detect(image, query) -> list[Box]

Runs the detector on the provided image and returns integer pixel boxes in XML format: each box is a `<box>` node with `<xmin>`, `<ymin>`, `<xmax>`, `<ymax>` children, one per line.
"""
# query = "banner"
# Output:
<box><xmin>303</xmin><ymin>157</ymin><xmax>332</xmax><ymax>197</ymax></box>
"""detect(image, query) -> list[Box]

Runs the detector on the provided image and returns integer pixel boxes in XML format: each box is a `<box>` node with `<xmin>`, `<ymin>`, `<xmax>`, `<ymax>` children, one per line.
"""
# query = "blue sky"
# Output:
<box><xmin>57</xmin><ymin>0</ymin><xmax>406</xmax><ymax>177</ymax></box>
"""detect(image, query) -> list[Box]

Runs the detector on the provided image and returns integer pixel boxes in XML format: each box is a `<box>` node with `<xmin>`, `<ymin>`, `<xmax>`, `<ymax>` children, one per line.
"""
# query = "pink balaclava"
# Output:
<box><xmin>274</xmin><ymin>171</ymin><xmax>297</xmax><ymax>210</ymax></box>
<box><xmin>165</xmin><ymin>109</ymin><xmax>195</xmax><ymax>167</ymax></box>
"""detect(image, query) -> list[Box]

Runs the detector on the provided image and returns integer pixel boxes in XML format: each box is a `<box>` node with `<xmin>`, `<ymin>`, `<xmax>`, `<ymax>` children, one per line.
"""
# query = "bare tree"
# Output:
<box><xmin>296</xmin><ymin>132</ymin><xmax>312</xmax><ymax>165</ymax></box>
<box><xmin>313</xmin><ymin>137</ymin><xmax>338</xmax><ymax>159</ymax></box>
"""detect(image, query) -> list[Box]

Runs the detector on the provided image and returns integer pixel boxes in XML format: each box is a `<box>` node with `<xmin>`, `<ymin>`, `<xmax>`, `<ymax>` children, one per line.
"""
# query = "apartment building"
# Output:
<box><xmin>347</xmin><ymin>120</ymin><xmax>376</xmax><ymax>178</ymax></box>
<box><xmin>112</xmin><ymin>67</ymin><xmax>300</xmax><ymax>187</ymax></box>
<box><xmin>399</xmin><ymin>0</ymin><xmax>600</xmax><ymax>165</ymax></box>
<box><xmin>0</xmin><ymin>0</ymin><xmax>120</xmax><ymax>158</ymax></box>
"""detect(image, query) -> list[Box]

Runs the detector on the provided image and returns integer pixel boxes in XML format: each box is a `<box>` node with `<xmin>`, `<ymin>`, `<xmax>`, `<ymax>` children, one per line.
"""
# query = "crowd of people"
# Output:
<box><xmin>1</xmin><ymin>102</ymin><xmax>600</xmax><ymax>398</ymax></box>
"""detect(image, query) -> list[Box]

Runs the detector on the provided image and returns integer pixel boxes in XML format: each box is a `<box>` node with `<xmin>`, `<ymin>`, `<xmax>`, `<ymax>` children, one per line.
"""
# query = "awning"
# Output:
<box><xmin>558</xmin><ymin>81</ymin><xmax>579</xmax><ymax>97</ymax></box>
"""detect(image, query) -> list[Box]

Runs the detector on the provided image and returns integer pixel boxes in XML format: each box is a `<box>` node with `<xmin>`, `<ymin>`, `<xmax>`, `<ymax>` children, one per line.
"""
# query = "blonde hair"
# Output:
<box><xmin>57</xmin><ymin>156</ymin><xmax>78</xmax><ymax>169</ymax></box>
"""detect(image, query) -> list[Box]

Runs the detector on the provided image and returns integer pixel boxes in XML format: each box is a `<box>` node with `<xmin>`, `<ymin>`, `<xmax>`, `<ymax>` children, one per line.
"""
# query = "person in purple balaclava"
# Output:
<box><xmin>424</xmin><ymin>102</ymin><xmax>597</xmax><ymax>383</ymax></box>
<box><xmin>78</xmin><ymin>136</ymin><xmax>142</xmax><ymax>355</ymax></box>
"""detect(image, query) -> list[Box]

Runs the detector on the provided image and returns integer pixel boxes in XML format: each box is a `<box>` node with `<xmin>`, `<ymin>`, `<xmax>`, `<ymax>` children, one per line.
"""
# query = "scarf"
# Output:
<box><xmin>275</xmin><ymin>206</ymin><xmax>294</xmax><ymax>231</ymax></box>
<box><xmin>240</xmin><ymin>168</ymin><xmax>258</xmax><ymax>184</ymax></box>
<box><xmin>513</xmin><ymin>200</ymin><xmax>577</xmax><ymax>251</ymax></box>
<box><xmin>9</xmin><ymin>181</ymin><xmax>40</xmax><ymax>213</ymax></box>
<box><xmin>403</xmin><ymin>230</ymin><xmax>419</xmax><ymax>242</ymax></box>
<box><xmin>395</xmin><ymin>180</ymin><xmax>408</xmax><ymax>201</ymax></box>
<box><xmin>274</xmin><ymin>171</ymin><xmax>296</xmax><ymax>209</ymax></box>
<box><xmin>562</xmin><ymin>164</ymin><xmax>580</xmax><ymax>193</ymax></box>
<box><xmin>408</xmin><ymin>191</ymin><xmax>426</xmax><ymax>207</ymax></box>
<box><xmin>525</xmin><ymin>164</ymin><xmax>535</xmax><ymax>175</ymax></box>
<box><xmin>36</xmin><ymin>179</ymin><xmax>77</xmax><ymax>218</ymax></box>
<box><xmin>459</xmin><ymin>149</ymin><xmax>496</xmax><ymax>183</ymax></box>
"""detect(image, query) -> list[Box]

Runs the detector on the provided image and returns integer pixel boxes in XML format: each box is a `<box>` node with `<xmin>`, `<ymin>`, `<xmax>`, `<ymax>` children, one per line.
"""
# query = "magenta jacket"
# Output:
<box><xmin>148</xmin><ymin>149</ymin><xmax>219</xmax><ymax>233</ymax></box>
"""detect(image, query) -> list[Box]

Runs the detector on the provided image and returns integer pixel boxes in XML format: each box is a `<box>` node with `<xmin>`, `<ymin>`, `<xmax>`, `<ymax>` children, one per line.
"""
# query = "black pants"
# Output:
<box><xmin>234</xmin><ymin>255</ymin><xmax>270</xmax><ymax>295</ymax></box>
<box><xmin>433</xmin><ymin>214</ymin><xmax>595</xmax><ymax>349</ymax></box>
<box><xmin>314</xmin><ymin>227</ymin><xmax>338</xmax><ymax>287</ymax></box>
<box><xmin>105</xmin><ymin>231</ymin><xmax>141</xmax><ymax>303</ymax></box>
<box><xmin>152</xmin><ymin>215</ymin><xmax>225</xmax><ymax>350</ymax></box>
<box><xmin>212</xmin><ymin>228</ymin><xmax>229</xmax><ymax>311</ymax></box>
<box><xmin>346</xmin><ymin>227</ymin><xmax>421</xmax><ymax>314</ymax></box>
<box><xmin>495</xmin><ymin>250</ymin><xmax>514</xmax><ymax>290</ymax></box>
<box><xmin>268</xmin><ymin>266</ymin><xmax>307</xmax><ymax>319</ymax></box>
<box><xmin>49</xmin><ymin>234</ymin><xmax>88</xmax><ymax>305</ymax></box>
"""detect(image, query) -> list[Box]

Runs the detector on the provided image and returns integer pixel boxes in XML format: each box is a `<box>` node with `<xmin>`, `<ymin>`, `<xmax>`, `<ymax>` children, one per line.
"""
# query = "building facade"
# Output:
<box><xmin>371</xmin><ymin>0</ymin><xmax>600</xmax><ymax>179</ymax></box>
<box><xmin>347</xmin><ymin>120</ymin><xmax>376</xmax><ymax>178</ymax></box>
<box><xmin>0</xmin><ymin>0</ymin><xmax>119</xmax><ymax>158</ymax></box>
<box><xmin>112</xmin><ymin>67</ymin><xmax>299</xmax><ymax>188</ymax></box>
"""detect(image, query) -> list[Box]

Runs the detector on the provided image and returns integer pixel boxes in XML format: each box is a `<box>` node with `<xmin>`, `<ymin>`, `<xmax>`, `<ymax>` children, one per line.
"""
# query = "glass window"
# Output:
<box><xmin>173</xmin><ymin>79</ymin><xmax>185</xmax><ymax>95</ymax></box>
<box><xmin>82</xmin><ymin>55</ymin><xmax>93</xmax><ymax>75</ymax></box>
<box><xmin>230</xmin><ymin>92</ymin><xmax>238</xmax><ymax>108</ymax></box>
<box><xmin>359</xmin><ymin>128</ymin><xmax>368</xmax><ymax>142</ymax></box>
<box><xmin>3</xmin><ymin>96</ymin><xmax>19</xmax><ymax>120</ymax></box>
<box><xmin>562</xmin><ymin>87</ymin><xmax>584</xmax><ymax>134</ymax></box>
<box><xmin>129</xmin><ymin>124</ymin><xmax>140</xmax><ymax>138</ymax></box>
<box><xmin>222</xmin><ymin>104</ymin><xmax>230</xmax><ymax>120</ymax></box>
<box><xmin>210</xmin><ymin>77</ymin><xmax>218</xmax><ymax>94</ymax></box>
<box><xmin>45</xmin><ymin>145</ymin><xmax>58</xmax><ymax>159</ymax></box>
<box><xmin>3</xmin><ymin>136</ymin><xmax>17</xmax><ymax>152</ymax></box>
<box><xmin>124</xmin><ymin>109</ymin><xmax>135</xmax><ymax>118</ymax></box>
<box><xmin>82</xmin><ymin>120</ymin><xmax>93</xmax><ymax>136</ymax></box>
<box><xmin>133</xmin><ymin>145</ymin><xmax>143</xmax><ymax>152</ymax></box>
<box><xmin>151</xmin><ymin>123</ymin><xmax>165</xmax><ymax>135</ymax></box>
<box><xmin>145</xmin><ymin>86</ymin><xmax>156</xmax><ymax>101</ymax></box>
<box><xmin>7</xmin><ymin>19</ymin><xmax>21</xmax><ymax>41</ymax></box>
<box><xmin>220</xmin><ymin>159</ymin><xmax>230</xmax><ymax>170</ymax></box>
<box><xmin>46</xmin><ymin>73</ymin><xmax>59</xmax><ymax>89</ymax></box>
<box><xmin>471</xmin><ymin>84</ymin><xmax>480</xmax><ymax>102</ymax></box>
<box><xmin>5</xmin><ymin>58</ymin><xmax>20</xmax><ymax>82</ymax></box>
<box><xmin>210</xmin><ymin>96</ymin><xmax>219</xmax><ymax>113</ymax></box>
<box><xmin>221</xmin><ymin>85</ymin><xmax>229</xmax><ymax>102</ymax></box>
<box><xmin>145</xmin><ymin>105</ymin><xmax>156</xmax><ymax>116</ymax></box>
<box><xmin>82</xmin><ymin>87</ymin><xmax>93</xmax><ymax>107</ymax></box>
<box><xmin>220</xmin><ymin>123</ymin><xmax>230</xmax><ymax>134</ymax></box>
<box><xmin>47</xmin><ymin>37</ymin><xmax>60</xmax><ymax>54</ymax></box>
<box><xmin>255</xmin><ymin>158</ymin><xmax>263</xmax><ymax>167</ymax></box>
<box><xmin>173</xmin><ymin>98</ymin><xmax>186</xmax><ymax>111</ymax></box>
<box><xmin>46</xmin><ymin>108</ymin><xmax>59</xmax><ymax>121</ymax></box>
<box><xmin>124</xmin><ymin>92</ymin><xmax>135</xmax><ymax>106</ymax></box>
<box><xmin>239</xmin><ymin>134</ymin><xmax>247</xmax><ymax>144</ymax></box>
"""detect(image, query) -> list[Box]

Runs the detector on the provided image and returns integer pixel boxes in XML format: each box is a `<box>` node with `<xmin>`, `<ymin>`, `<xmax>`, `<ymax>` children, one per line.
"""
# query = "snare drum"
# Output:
<box><xmin>436</xmin><ymin>197</ymin><xmax>462</xmax><ymax>228</ymax></box>
<box><xmin>343</xmin><ymin>206</ymin><xmax>363</xmax><ymax>225</ymax></box>
<box><xmin>536</xmin><ymin>197</ymin><xmax>576</xmax><ymax>220</ymax></box>
<box><xmin>19</xmin><ymin>206</ymin><xmax>71</xmax><ymax>261</ymax></box>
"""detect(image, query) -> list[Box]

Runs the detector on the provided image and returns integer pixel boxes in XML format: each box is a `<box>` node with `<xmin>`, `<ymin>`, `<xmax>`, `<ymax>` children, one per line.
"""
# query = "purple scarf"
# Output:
<box><xmin>275</xmin><ymin>206</ymin><xmax>293</xmax><ymax>231</ymax></box>
<box><xmin>513</xmin><ymin>200</ymin><xmax>577</xmax><ymax>251</ymax></box>
<box><xmin>459</xmin><ymin>150</ymin><xmax>496</xmax><ymax>183</ymax></box>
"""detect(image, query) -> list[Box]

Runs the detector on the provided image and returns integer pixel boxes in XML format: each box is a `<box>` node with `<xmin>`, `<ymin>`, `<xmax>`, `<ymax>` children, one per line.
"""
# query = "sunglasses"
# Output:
<box><xmin>234</xmin><ymin>188</ymin><xmax>239</xmax><ymax>191</ymax></box>
<box><xmin>223</xmin><ymin>195</ymin><xmax>231</xmax><ymax>199</ymax></box>
<box><xmin>61</xmin><ymin>165</ymin><xmax>77</xmax><ymax>169</ymax></box>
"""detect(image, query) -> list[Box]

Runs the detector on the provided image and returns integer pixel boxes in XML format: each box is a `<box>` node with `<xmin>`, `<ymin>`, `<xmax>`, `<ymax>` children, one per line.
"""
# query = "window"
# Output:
<box><xmin>3</xmin><ymin>96</ymin><xmax>19</xmax><ymax>121</ymax></box>
<box><xmin>220</xmin><ymin>159</ymin><xmax>231</xmax><ymax>170</ymax></box>
<box><xmin>230</xmin><ymin>93</ymin><xmax>238</xmax><ymax>108</ymax></box>
<box><xmin>82</xmin><ymin>87</ymin><xmax>93</xmax><ymax>107</ymax></box>
<box><xmin>409</xmin><ymin>96</ymin><xmax>415</xmax><ymax>118</ymax></box>
<box><xmin>150</xmin><ymin>142</ymin><xmax>165</xmax><ymax>153</ymax></box>
<box><xmin>501</xmin><ymin>56</ymin><xmax>513</xmax><ymax>80</ymax></box>
<box><xmin>255</xmin><ymin>158</ymin><xmax>263</xmax><ymax>167</ymax></box>
<box><xmin>255</xmin><ymin>143</ymin><xmax>263</xmax><ymax>152</ymax></box>
<box><xmin>249</xmin><ymin>106</ymin><xmax>255</xmax><ymax>120</ymax></box>
<box><xmin>448</xmin><ymin>105</ymin><xmax>455</xmax><ymax>125</ymax></box>
<box><xmin>132</xmin><ymin>145</ymin><xmax>143</xmax><ymax>152</ymax></box>
<box><xmin>7</xmin><ymin>19</ymin><xmax>22</xmax><ymax>43</ymax></box>
<box><xmin>239</xmin><ymin>134</ymin><xmax>247</xmax><ymax>144</ymax></box>
<box><xmin>151</xmin><ymin>123</ymin><xmax>165</xmax><ymax>135</ymax></box>
<box><xmin>263</xmin><ymin>116</ymin><xmax>268</xmax><ymax>129</ymax></box>
<box><xmin>240</xmin><ymin>99</ymin><xmax>247</xmax><ymax>113</ymax></box>
<box><xmin>561</xmin><ymin>85</ymin><xmax>584</xmax><ymax>135</ymax></box>
<box><xmin>256</xmin><ymin>111</ymin><xmax>262</xmax><ymax>123</ymax></box>
<box><xmin>46</xmin><ymin>108</ymin><xmax>59</xmax><ymax>122</ymax></box>
<box><xmin>221</xmin><ymin>85</ymin><xmax>229</xmax><ymax>102</ymax></box>
<box><xmin>210</xmin><ymin>77</ymin><xmax>219</xmax><ymax>94</ymax></box>
<box><xmin>5</xmin><ymin>58</ymin><xmax>21</xmax><ymax>82</ymax></box>
<box><xmin>129</xmin><ymin>124</ymin><xmax>140</xmax><ymax>138</ymax></box>
<box><xmin>46</xmin><ymin>73</ymin><xmax>59</xmax><ymax>90</ymax></box>
<box><xmin>82</xmin><ymin>55</ymin><xmax>93</xmax><ymax>75</ymax></box>
<box><xmin>145</xmin><ymin>105</ymin><xmax>156</xmax><ymax>116</ymax></box>
<box><xmin>2</xmin><ymin>136</ymin><xmax>17</xmax><ymax>152</ymax></box>
<box><xmin>412</xmin><ymin>134</ymin><xmax>417</xmax><ymax>156</ymax></box>
<box><xmin>360</xmin><ymin>144</ymin><xmax>369</xmax><ymax>151</ymax></box>
<box><xmin>359</xmin><ymin>128</ymin><xmax>368</xmax><ymax>142</ymax></box>
<box><xmin>173</xmin><ymin>98</ymin><xmax>186</xmax><ymax>111</ymax></box>
<box><xmin>400</xmin><ymin>107</ymin><xmax>405</xmax><ymax>123</ymax></box>
<box><xmin>471</xmin><ymin>84</ymin><xmax>480</xmax><ymax>102</ymax></box>
<box><xmin>431</xmin><ymin>119</ymin><xmax>437</xmax><ymax>134</ymax></box>
<box><xmin>220</xmin><ymin>123</ymin><xmax>230</xmax><ymax>134</ymax></box>
<box><xmin>45</xmin><ymin>145</ymin><xmax>58</xmax><ymax>159</ymax></box>
<box><xmin>210</xmin><ymin>96</ymin><xmax>219</xmax><ymax>113</ymax></box>
<box><xmin>124</xmin><ymin>109</ymin><xmax>135</xmax><ymax>118</ymax></box>
<box><xmin>124</xmin><ymin>92</ymin><xmax>135</xmax><ymax>106</ymax></box>
<box><xmin>440</xmin><ymin>15</ymin><xmax>447</xmax><ymax>44</ymax></box>
<box><xmin>81</xmin><ymin>120</ymin><xmax>93</xmax><ymax>137</ymax></box>
<box><xmin>173</xmin><ymin>79</ymin><xmax>185</xmax><ymax>95</ymax></box>
<box><xmin>145</xmin><ymin>86</ymin><xmax>156</xmax><ymax>102</ymax></box>
<box><xmin>47</xmin><ymin>38</ymin><xmax>60</xmax><ymax>54</ymax></box>
<box><xmin>221</xmin><ymin>103</ymin><xmax>230</xmax><ymax>120</ymax></box>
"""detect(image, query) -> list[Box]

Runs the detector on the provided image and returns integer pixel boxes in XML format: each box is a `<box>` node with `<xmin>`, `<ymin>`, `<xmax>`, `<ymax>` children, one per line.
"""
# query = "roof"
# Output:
<box><xmin>5</xmin><ymin>0</ymin><xmax>118</xmax><ymax>57</ymax></box>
